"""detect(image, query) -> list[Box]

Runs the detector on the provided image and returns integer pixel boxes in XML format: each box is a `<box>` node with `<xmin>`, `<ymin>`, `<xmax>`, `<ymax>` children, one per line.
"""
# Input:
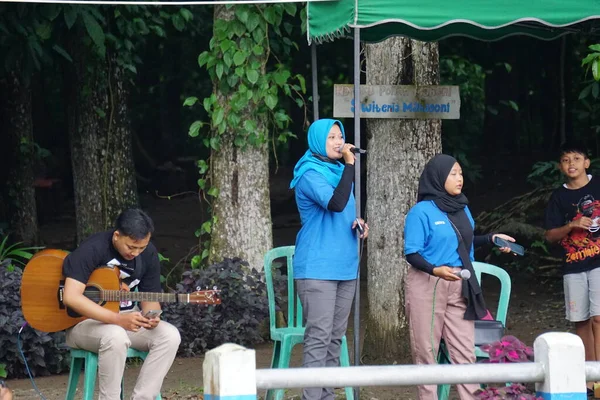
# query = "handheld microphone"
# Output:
<box><xmin>454</xmin><ymin>269</ymin><xmax>471</xmax><ymax>280</ymax></box>
<box><xmin>350</xmin><ymin>147</ymin><xmax>367</xmax><ymax>154</ymax></box>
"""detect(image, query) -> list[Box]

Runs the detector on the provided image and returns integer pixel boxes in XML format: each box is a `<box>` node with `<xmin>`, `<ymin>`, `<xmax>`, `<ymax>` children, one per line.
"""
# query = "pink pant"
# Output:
<box><xmin>405</xmin><ymin>267</ymin><xmax>478</xmax><ymax>400</ymax></box>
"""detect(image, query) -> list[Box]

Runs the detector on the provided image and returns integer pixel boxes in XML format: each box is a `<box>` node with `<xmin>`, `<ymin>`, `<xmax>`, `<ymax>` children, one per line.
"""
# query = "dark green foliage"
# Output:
<box><xmin>527</xmin><ymin>157</ymin><xmax>600</xmax><ymax>188</ymax></box>
<box><xmin>0</xmin><ymin>264</ymin><xmax>68</xmax><ymax>378</ymax></box>
<box><xmin>163</xmin><ymin>258</ymin><xmax>271</xmax><ymax>357</ymax></box>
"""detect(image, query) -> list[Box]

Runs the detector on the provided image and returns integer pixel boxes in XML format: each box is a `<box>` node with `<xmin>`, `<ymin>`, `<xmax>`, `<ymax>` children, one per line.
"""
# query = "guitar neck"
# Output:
<box><xmin>101</xmin><ymin>291</ymin><xmax>189</xmax><ymax>304</ymax></box>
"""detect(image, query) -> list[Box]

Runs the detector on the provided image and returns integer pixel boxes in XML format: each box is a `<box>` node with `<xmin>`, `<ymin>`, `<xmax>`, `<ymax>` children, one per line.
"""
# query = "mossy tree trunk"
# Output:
<box><xmin>66</xmin><ymin>37</ymin><xmax>138</xmax><ymax>243</ymax></box>
<box><xmin>0</xmin><ymin>70</ymin><xmax>38</xmax><ymax>245</ymax></box>
<box><xmin>207</xmin><ymin>5</ymin><xmax>273</xmax><ymax>271</ymax></box>
<box><xmin>362</xmin><ymin>38</ymin><xmax>442</xmax><ymax>364</ymax></box>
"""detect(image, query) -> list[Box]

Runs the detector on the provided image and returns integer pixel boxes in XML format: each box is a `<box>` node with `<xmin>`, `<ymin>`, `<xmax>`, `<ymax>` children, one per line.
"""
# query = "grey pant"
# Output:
<box><xmin>65</xmin><ymin>314</ymin><xmax>181</xmax><ymax>400</ymax></box>
<box><xmin>296</xmin><ymin>279</ymin><xmax>356</xmax><ymax>400</ymax></box>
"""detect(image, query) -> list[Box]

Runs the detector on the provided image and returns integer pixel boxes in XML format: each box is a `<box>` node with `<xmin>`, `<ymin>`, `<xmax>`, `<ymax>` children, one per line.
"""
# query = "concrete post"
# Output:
<box><xmin>534</xmin><ymin>332</ymin><xmax>586</xmax><ymax>400</ymax></box>
<box><xmin>203</xmin><ymin>343</ymin><xmax>257</xmax><ymax>400</ymax></box>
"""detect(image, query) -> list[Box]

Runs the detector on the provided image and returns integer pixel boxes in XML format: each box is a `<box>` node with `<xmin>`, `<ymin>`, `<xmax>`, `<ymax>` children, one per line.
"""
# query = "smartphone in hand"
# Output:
<box><xmin>143</xmin><ymin>310</ymin><xmax>163</xmax><ymax>319</ymax></box>
<box><xmin>355</xmin><ymin>218</ymin><xmax>364</xmax><ymax>234</ymax></box>
<box><xmin>493</xmin><ymin>236</ymin><xmax>525</xmax><ymax>256</ymax></box>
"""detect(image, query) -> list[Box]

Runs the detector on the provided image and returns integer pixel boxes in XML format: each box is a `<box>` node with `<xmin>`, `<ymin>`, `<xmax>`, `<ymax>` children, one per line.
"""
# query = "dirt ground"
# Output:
<box><xmin>8</xmin><ymin>178</ymin><xmax>572</xmax><ymax>400</ymax></box>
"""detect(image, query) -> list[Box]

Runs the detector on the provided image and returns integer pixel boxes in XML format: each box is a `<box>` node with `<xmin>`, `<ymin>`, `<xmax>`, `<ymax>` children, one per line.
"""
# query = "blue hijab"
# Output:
<box><xmin>290</xmin><ymin>119</ymin><xmax>346</xmax><ymax>189</ymax></box>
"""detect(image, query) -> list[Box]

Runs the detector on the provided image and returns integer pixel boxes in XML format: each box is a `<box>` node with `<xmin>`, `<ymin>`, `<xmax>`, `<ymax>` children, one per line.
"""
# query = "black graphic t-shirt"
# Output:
<box><xmin>62</xmin><ymin>230</ymin><xmax>162</xmax><ymax>311</ymax></box>
<box><xmin>545</xmin><ymin>177</ymin><xmax>600</xmax><ymax>275</ymax></box>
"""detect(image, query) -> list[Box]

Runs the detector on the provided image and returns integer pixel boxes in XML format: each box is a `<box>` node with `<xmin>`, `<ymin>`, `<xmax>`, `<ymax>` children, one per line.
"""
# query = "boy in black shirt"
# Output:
<box><xmin>545</xmin><ymin>144</ymin><xmax>600</xmax><ymax>394</ymax></box>
<box><xmin>62</xmin><ymin>209</ymin><xmax>181</xmax><ymax>400</ymax></box>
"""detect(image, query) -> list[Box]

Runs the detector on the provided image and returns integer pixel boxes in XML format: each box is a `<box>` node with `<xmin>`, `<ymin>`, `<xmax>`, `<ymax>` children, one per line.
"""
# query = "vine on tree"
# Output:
<box><xmin>184</xmin><ymin>4</ymin><xmax>306</xmax><ymax>267</ymax></box>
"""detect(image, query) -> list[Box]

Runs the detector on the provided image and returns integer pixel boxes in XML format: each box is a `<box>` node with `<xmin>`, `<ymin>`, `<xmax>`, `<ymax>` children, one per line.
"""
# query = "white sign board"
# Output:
<box><xmin>333</xmin><ymin>84</ymin><xmax>460</xmax><ymax>119</ymax></box>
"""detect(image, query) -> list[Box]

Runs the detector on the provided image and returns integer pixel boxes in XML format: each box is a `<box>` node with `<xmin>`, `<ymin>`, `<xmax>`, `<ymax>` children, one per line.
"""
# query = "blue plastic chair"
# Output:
<box><xmin>264</xmin><ymin>246</ymin><xmax>354</xmax><ymax>400</ymax></box>
<box><xmin>65</xmin><ymin>347</ymin><xmax>162</xmax><ymax>400</ymax></box>
<box><xmin>437</xmin><ymin>261</ymin><xmax>512</xmax><ymax>400</ymax></box>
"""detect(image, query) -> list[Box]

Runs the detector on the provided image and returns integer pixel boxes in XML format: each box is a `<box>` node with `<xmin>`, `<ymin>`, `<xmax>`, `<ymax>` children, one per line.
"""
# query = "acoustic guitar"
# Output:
<box><xmin>20</xmin><ymin>249</ymin><xmax>221</xmax><ymax>333</ymax></box>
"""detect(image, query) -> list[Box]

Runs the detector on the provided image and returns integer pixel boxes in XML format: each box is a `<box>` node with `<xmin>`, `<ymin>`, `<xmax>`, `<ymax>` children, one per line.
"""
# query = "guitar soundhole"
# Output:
<box><xmin>84</xmin><ymin>286</ymin><xmax>104</xmax><ymax>305</ymax></box>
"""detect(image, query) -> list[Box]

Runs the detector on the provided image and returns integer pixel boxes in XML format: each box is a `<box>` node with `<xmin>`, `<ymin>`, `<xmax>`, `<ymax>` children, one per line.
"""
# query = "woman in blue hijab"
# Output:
<box><xmin>291</xmin><ymin>119</ymin><xmax>368</xmax><ymax>400</ymax></box>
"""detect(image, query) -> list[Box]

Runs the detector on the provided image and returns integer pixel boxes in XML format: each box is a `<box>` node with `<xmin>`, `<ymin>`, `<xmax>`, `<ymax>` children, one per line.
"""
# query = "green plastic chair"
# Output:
<box><xmin>264</xmin><ymin>246</ymin><xmax>354</xmax><ymax>400</ymax></box>
<box><xmin>65</xmin><ymin>347</ymin><xmax>162</xmax><ymax>400</ymax></box>
<box><xmin>437</xmin><ymin>261</ymin><xmax>512</xmax><ymax>400</ymax></box>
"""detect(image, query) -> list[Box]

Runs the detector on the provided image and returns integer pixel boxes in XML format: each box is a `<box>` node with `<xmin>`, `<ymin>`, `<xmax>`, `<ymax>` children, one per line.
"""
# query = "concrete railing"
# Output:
<box><xmin>203</xmin><ymin>332</ymin><xmax>591</xmax><ymax>400</ymax></box>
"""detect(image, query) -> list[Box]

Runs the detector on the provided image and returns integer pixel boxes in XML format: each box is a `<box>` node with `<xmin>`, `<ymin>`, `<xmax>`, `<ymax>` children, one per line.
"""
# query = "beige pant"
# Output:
<box><xmin>405</xmin><ymin>267</ymin><xmax>478</xmax><ymax>400</ymax></box>
<box><xmin>65</xmin><ymin>314</ymin><xmax>181</xmax><ymax>400</ymax></box>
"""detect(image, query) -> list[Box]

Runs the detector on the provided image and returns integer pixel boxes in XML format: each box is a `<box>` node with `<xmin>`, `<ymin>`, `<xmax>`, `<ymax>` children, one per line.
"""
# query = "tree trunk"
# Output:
<box><xmin>66</xmin><ymin>37</ymin><xmax>138</xmax><ymax>243</ymax></box>
<box><xmin>207</xmin><ymin>5</ymin><xmax>273</xmax><ymax>271</ymax></box>
<box><xmin>362</xmin><ymin>38</ymin><xmax>442</xmax><ymax>364</ymax></box>
<box><xmin>0</xmin><ymin>70</ymin><xmax>39</xmax><ymax>245</ymax></box>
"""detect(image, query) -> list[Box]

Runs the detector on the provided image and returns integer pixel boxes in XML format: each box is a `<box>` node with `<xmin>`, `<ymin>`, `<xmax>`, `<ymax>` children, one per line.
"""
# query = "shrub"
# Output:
<box><xmin>163</xmin><ymin>257</ymin><xmax>272</xmax><ymax>357</ymax></box>
<box><xmin>475</xmin><ymin>336</ymin><xmax>541</xmax><ymax>400</ymax></box>
<box><xmin>0</xmin><ymin>265</ymin><xmax>69</xmax><ymax>378</ymax></box>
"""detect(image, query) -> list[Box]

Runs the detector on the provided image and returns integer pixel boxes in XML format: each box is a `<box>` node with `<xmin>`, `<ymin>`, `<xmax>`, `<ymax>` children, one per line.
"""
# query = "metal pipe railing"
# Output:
<box><xmin>256</xmin><ymin>362</ymin><xmax>545</xmax><ymax>389</ymax></box>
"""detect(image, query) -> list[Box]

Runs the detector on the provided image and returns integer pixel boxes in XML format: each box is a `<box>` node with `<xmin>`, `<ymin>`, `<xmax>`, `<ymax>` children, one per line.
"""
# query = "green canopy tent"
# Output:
<box><xmin>308</xmin><ymin>0</ymin><xmax>600</xmax><ymax>43</ymax></box>
<box><xmin>305</xmin><ymin>1</ymin><xmax>600</xmax><ymax>395</ymax></box>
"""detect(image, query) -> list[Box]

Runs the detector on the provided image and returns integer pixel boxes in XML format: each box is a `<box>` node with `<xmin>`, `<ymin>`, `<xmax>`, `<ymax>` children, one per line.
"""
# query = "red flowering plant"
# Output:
<box><xmin>475</xmin><ymin>336</ymin><xmax>542</xmax><ymax>400</ymax></box>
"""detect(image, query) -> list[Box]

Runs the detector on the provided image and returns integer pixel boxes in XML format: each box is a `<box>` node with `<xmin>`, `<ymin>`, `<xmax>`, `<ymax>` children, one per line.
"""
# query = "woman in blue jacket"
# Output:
<box><xmin>404</xmin><ymin>154</ymin><xmax>514</xmax><ymax>400</ymax></box>
<box><xmin>290</xmin><ymin>119</ymin><xmax>368</xmax><ymax>400</ymax></box>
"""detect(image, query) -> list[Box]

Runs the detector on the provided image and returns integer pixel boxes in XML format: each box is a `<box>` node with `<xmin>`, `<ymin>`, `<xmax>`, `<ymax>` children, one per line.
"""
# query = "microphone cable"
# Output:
<box><xmin>17</xmin><ymin>322</ymin><xmax>48</xmax><ymax>400</ymax></box>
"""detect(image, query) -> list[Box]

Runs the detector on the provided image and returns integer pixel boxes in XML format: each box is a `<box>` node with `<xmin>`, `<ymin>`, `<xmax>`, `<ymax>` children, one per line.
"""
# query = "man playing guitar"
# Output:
<box><xmin>62</xmin><ymin>208</ymin><xmax>180</xmax><ymax>400</ymax></box>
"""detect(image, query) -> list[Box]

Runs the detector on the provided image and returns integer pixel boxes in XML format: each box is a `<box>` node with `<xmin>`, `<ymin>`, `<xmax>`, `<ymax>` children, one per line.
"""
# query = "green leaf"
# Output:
<box><xmin>508</xmin><ymin>100</ymin><xmax>519</xmax><ymax>112</ymax></box>
<box><xmin>296</xmin><ymin>74</ymin><xmax>306</xmax><ymax>93</ymax></box>
<box><xmin>233</xmin><ymin>51</ymin><xmax>246</xmax><ymax>66</ymax></box>
<box><xmin>197</xmin><ymin>159</ymin><xmax>209</xmax><ymax>174</ymax></box>
<box><xmin>189</xmin><ymin>121</ymin><xmax>202</xmax><ymax>137</ymax></box>
<box><xmin>201</xmin><ymin>248</ymin><xmax>209</xmax><ymax>260</ymax></box>
<box><xmin>52</xmin><ymin>44</ymin><xmax>72</xmax><ymax>62</ymax></box>
<box><xmin>213</xmin><ymin>108</ymin><xmax>225</xmax><ymax>126</ymax></box>
<box><xmin>223</xmin><ymin>52</ymin><xmax>232</xmax><ymax>68</ymax></box>
<box><xmin>220</xmin><ymin>39</ymin><xmax>233</xmax><ymax>53</ymax></box>
<box><xmin>191</xmin><ymin>255</ymin><xmax>201</xmax><ymax>269</ymax></box>
<box><xmin>150</xmin><ymin>25</ymin><xmax>166</xmax><ymax>37</ymax></box>
<box><xmin>216</xmin><ymin>62</ymin><xmax>224</xmax><ymax>79</ymax></box>
<box><xmin>171</xmin><ymin>14</ymin><xmax>185</xmax><ymax>31</ymax></box>
<box><xmin>207</xmin><ymin>187</ymin><xmax>219</xmax><ymax>197</ymax></box>
<box><xmin>593</xmin><ymin>59</ymin><xmax>600</xmax><ymax>82</ymax></box>
<box><xmin>180</xmin><ymin>8</ymin><xmax>193</xmax><ymax>22</ymax></box>
<box><xmin>203</xmin><ymin>96</ymin><xmax>214</xmax><ymax>112</ymax></box>
<box><xmin>232</xmin><ymin>21</ymin><xmax>246</xmax><ymax>37</ymax></box>
<box><xmin>246</xmin><ymin>69</ymin><xmax>259</xmax><ymax>84</ymax></box>
<box><xmin>183</xmin><ymin>96</ymin><xmax>198</xmax><ymax>107</ymax></box>
<box><xmin>35</xmin><ymin>22</ymin><xmax>52</xmax><ymax>40</ymax></box>
<box><xmin>201</xmin><ymin>221</ymin><xmax>212</xmax><ymax>234</ymax></box>
<box><xmin>589</xmin><ymin>44</ymin><xmax>600</xmax><ymax>52</ymax></box>
<box><xmin>246</xmin><ymin>12</ymin><xmax>260</xmax><ymax>32</ymax></box>
<box><xmin>252</xmin><ymin>45</ymin><xmax>264</xmax><ymax>56</ymax></box>
<box><xmin>198</xmin><ymin>51</ymin><xmax>209</xmax><ymax>67</ymax></box>
<box><xmin>581</xmin><ymin>52</ymin><xmax>600</xmax><ymax>66</ymax></box>
<box><xmin>235</xmin><ymin>8</ymin><xmax>249</xmax><ymax>24</ymax></box>
<box><xmin>234</xmin><ymin>136</ymin><xmax>245</xmax><ymax>147</ymax></box>
<box><xmin>283</xmin><ymin>3</ymin><xmax>296</xmax><ymax>16</ymax></box>
<box><xmin>209</xmin><ymin>137</ymin><xmax>220</xmax><ymax>151</ymax></box>
<box><xmin>263</xmin><ymin>7</ymin><xmax>277</xmax><ymax>24</ymax></box>
<box><xmin>265</xmin><ymin>94</ymin><xmax>278</xmax><ymax>110</ymax></box>
<box><xmin>64</xmin><ymin>7</ymin><xmax>78</xmax><ymax>29</ymax></box>
<box><xmin>579</xmin><ymin>83</ymin><xmax>593</xmax><ymax>100</ymax></box>
<box><xmin>81</xmin><ymin>11</ymin><xmax>105</xmax><ymax>52</ymax></box>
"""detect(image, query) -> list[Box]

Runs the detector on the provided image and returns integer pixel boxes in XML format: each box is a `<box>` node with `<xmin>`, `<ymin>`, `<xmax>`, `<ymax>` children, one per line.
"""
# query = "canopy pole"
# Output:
<box><xmin>311</xmin><ymin>43</ymin><xmax>319</xmax><ymax>120</ymax></box>
<box><xmin>353</xmin><ymin>26</ymin><xmax>361</xmax><ymax>400</ymax></box>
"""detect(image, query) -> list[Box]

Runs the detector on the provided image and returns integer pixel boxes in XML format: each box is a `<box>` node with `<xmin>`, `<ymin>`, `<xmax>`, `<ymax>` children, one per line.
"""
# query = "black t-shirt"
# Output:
<box><xmin>545</xmin><ymin>177</ymin><xmax>600</xmax><ymax>275</ymax></box>
<box><xmin>62</xmin><ymin>230</ymin><xmax>162</xmax><ymax>310</ymax></box>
